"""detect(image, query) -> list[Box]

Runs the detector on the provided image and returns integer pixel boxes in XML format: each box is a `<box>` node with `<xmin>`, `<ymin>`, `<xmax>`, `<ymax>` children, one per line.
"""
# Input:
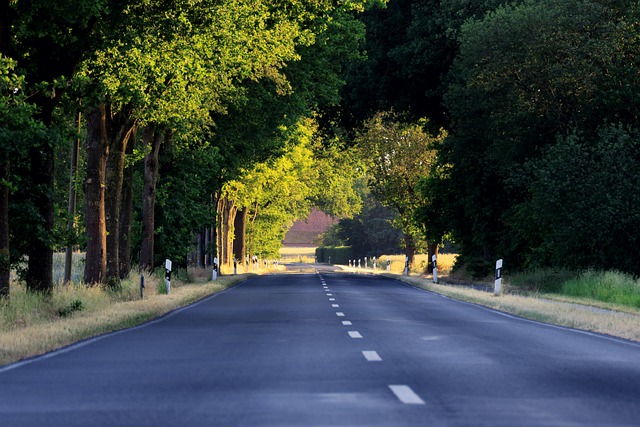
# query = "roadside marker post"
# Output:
<box><xmin>373</xmin><ymin>256</ymin><xmax>377</xmax><ymax>270</ymax></box>
<box><xmin>233</xmin><ymin>257</ymin><xmax>237</xmax><ymax>275</ymax></box>
<box><xmin>432</xmin><ymin>255</ymin><xmax>438</xmax><ymax>284</ymax></box>
<box><xmin>403</xmin><ymin>256</ymin><xmax>409</xmax><ymax>276</ymax></box>
<box><xmin>364</xmin><ymin>257</ymin><xmax>368</xmax><ymax>270</ymax></box>
<box><xmin>140</xmin><ymin>274</ymin><xmax>145</xmax><ymax>299</ymax></box>
<box><xmin>387</xmin><ymin>258</ymin><xmax>391</xmax><ymax>272</ymax></box>
<box><xmin>164</xmin><ymin>259</ymin><xmax>172</xmax><ymax>294</ymax></box>
<box><xmin>212</xmin><ymin>257</ymin><xmax>218</xmax><ymax>281</ymax></box>
<box><xmin>495</xmin><ymin>259</ymin><xmax>503</xmax><ymax>296</ymax></box>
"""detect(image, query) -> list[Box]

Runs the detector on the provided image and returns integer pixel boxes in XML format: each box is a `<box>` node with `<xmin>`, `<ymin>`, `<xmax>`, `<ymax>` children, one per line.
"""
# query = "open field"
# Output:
<box><xmin>377</xmin><ymin>253</ymin><xmax>457</xmax><ymax>275</ymax></box>
<box><xmin>279</xmin><ymin>246</ymin><xmax>317</xmax><ymax>263</ymax></box>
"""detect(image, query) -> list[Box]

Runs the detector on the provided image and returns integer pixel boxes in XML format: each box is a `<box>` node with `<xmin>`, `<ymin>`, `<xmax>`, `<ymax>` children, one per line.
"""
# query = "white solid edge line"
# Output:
<box><xmin>362</xmin><ymin>351</ymin><xmax>382</xmax><ymax>361</ymax></box>
<box><xmin>388</xmin><ymin>385</ymin><xmax>425</xmax><ymax>405</ymax></box>
<box><xmin>348</xmin><ymin>331</ymin><xmax>363</xmax><ymax>338</ymax></box>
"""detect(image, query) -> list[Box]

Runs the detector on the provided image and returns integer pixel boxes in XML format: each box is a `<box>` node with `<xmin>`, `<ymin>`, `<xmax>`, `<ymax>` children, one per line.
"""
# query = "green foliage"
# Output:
<box><xmin>153</xmin><ymin>144</ymin><xmax>221</xmax><ymax>266</ymax></box>
<box><xmin>322</xmin><ymin>188</ymin><xmax>404</xmax><ymax>256</ymax></box>
<box><xmin>356</xmin><ymin>111</ymin><xmax>444</xmax><ymax>252</ymax></box>
<box><xmin>509</xmin><ymin>268</ymin><xmax>578</xmax><ymax>294</ymax></box>
<box><xmin>438</xmin><ymin>0</ymin><xmax>640</xmax><ymax>274</ymax></box>
<box><xmin>316</xmin><ymin>246</ymin><xmax>354</xmax><ymax>264</ymax></box>
<box><xmin>58</xmin><ymin>299</ymin><xmax>84</xmax><ymax>317</ymax></box>
<box><xmin>561</xmin><ymin>270</ymin><xmax>640</xmax><ymax>308</ymax></box>
<box><xmin>507</xmin><ymin>125</ymin><xmax>640</xmax><ymax>274</ymax></box>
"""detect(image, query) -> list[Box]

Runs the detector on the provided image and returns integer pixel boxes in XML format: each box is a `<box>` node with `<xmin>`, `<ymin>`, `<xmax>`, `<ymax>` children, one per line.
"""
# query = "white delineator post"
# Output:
<box><xmin>212</xmin><ymin>257</ymin><xmax>218</xmax><ymax>281</ymax></box>
<box><xmin>165</xmin><ymin>259</ymin><xmax>172</xmax><ymax>294</ymax></box>
<box><xmin>495</xmin><ymin>259</ymin><xmax>503</xmax><ymax>296</ymax></box>
<box><xmin>432</xmin><ymin>254</ymin><xmax>438</xmax><ymax>284</ymax></box>
<box><xmin>403</xmin><ymin>256</ymin><xmax>409</xmax><ymax>276</ymax></box>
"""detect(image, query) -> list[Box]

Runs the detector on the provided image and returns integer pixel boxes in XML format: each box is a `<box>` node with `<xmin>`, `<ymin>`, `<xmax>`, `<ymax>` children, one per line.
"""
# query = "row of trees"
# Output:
<box><xmin>0</xmin><ymin>0</ymin><xmax>379</xmax><ymax>297</ymax></box>
<box><xmin>335</xmin><ymin>0</ymin><xmax>640</xmax><ymax>276</ymax></box>
<box><xmin>3</xmin><ymin>0</ymin><xmax>639</xmax><ymax>298</ymax></box>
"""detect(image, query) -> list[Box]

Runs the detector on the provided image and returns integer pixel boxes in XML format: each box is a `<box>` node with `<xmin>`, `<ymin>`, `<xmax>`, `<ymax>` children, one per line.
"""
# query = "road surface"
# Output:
<box><xmin>1</xmin><ymin>270</ymin><xmax>639</xmax><ymax>426</ymax></box>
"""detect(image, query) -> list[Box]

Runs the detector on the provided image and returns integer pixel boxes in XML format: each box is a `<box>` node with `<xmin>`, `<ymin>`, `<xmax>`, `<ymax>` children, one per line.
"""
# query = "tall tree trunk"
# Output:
<box><xmin>1</xmin><ymin>0</ymin><xmax>14</xmax><ymax>298</ymax></box>
<box><xmin>84</xmin><ymin>105</ymin><xmax>108</xmax><ymax>284</ymax></box>
<box><xmin>228</xmin><ymin>205</ymin><xmax>237</xmax><ymax>265</ymax></box>
<box><xmin>119</xmin><ymin>126</ymin><xmax>136</xmax><ymax>279</ymax></box>
<box><xmin>0</xmin><ymin>161</ymin><xmax>9</xmax><ymax>298</ymax></box>
<box><xmin>233</xmin><ymin>207</ymin><xmax>247</xmax><ymax>264</ymax></box>
<box><xmin>139</xmin><ymin>126</ymin><xmax>163</xmax><ymax>271</ymax></box>
<box><xmin>216</xmin><ymin>196</ymin><xmax>236</xmax><ymax>265</ymax></box>
<box><xmin>26</xmin><ymin>103</ymin><xmax>54</xmax><ymax>294</ymax></box>
<box><xmin>404</xmin><ymin>233</ymin><xmax>416</xmax><ymax>272</ymax></box>
<box><xmin>105</xmin><ymin>111</ymin><xmax>134</xmax><ymax>286</ymax></box>
<box><xmin>195</xmin><ymin>232</ymin><xmax>202</xmax><ymax>267</ymax></box>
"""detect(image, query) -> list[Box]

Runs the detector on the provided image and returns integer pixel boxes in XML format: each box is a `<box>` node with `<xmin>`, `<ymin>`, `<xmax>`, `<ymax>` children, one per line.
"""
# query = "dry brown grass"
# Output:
<box><xmin>394</xmin><ymin>275</ymin><xmax>640</xmax><ymax>343</ymax></box>
<box><xmin>279</xmin><ymin>246</ymin><xmax>317</xmax><ymax>263</ymax></box>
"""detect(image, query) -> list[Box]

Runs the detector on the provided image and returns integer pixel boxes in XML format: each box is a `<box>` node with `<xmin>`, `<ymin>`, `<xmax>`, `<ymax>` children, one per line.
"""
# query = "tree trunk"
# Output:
<box><xmin>139</xmin><ymin>126</ymin><xmax>163</xmax><ymax>271</ymax></box>
<box><xmin>1</xmin><ymin>0</ymin><xmax>15</xmax><ymax>298</ymax></box>
<box><xmin>404</xmin><ymin>233</ymin><xmax>416</xmax><ymax>272</ymax></box>
<box><xmin>233</xmin><ymin>207</ymin><xmax>247</xmax><ymax>263</ymax></box>
<box><xmin>119</xmin><ymin>126</ymin><xmax>136</xmax><ymax>279</ymax></box>
<box><xmin>0</xmin><ymin>161</ymin><xmax>9</xmax><ymax>298</ymax></box>
<box><xmin>216</xmin><ymin>196</ymin><xmax>237</xmax><ymax>266</ymax></box>
<box><xmin>84</xmin><ymin>105</ymin><xmax>108</xmax><ymax>284</ymax></box>
<box><xmin>105</xmin><ymin>111</ymin><xmax>134</xmax><ymax>286</ymax></box>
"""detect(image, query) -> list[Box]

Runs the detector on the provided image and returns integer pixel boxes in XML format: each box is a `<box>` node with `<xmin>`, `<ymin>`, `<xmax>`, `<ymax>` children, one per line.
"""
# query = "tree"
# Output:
<box><xmin>356</xmin><ymin>111</ymin><xmax>444</xmax><ymax>268</ymax></box>
<box><xmin>0</xmin><ymin>55</ymin><xmax>44</xmax><ymax>297</ymax></box>
<box><xmin>440</xmin><ymin>0</ymin><xmax>640</xmax><ymax>274</ymax></box>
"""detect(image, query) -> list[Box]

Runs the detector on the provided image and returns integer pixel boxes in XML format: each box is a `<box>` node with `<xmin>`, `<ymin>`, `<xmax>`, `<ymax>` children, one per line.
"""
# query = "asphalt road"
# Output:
<box><xmin>1</xmin><ymin>270</ymin><xmax>639</xmax><ymax>426</ymax></box>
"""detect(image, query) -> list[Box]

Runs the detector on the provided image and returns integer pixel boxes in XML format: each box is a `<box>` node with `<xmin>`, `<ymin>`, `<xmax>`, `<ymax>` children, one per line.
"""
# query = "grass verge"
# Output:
<box><xmin>0</xmin><ymin>270</ymin><xmax>247</xmax><ymax>367</ymax></box>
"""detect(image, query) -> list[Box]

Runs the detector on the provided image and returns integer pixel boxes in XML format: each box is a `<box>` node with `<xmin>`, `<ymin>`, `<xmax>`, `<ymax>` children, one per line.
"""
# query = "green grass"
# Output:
<box><xmin>560</xmin><ymin>270</ymin><xmax>640</xmax><ymax>308</ymax></box>
<box><xmin>509</xmin><ymin>268</ymin><xmax>579</xmax><ymax>293</ymax></box>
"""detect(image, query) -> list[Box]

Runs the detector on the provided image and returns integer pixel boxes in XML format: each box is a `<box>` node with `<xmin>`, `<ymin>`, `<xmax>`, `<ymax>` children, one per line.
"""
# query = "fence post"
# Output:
<box><xmin>432</xmin><ymin>254</ymin><xmax>438</xmax><ymax>284</ymax></box>
<box><xmin>164</xmin><ymin>259</ymin><xmax>172</xmax><ymax>294</ymax></box>
<box><xmin>495</xmin><ymin>259</ymin><xmax>503</xmax><ymax>296</ymax></box>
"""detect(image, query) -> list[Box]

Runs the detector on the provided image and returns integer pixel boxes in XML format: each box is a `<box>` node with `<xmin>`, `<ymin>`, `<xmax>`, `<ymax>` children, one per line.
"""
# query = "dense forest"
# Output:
<box><xmin>1</xmin><ymin>0</ymin><xmax>639</xmax><ymax>298</ymax></box>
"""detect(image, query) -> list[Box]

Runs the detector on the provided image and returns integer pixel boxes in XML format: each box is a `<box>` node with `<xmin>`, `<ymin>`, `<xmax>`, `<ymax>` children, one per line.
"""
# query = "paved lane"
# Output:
<box><xmin>1</xmin><ymin>272</ymin><xmax>639</xmax><ymax>426</ymax></box>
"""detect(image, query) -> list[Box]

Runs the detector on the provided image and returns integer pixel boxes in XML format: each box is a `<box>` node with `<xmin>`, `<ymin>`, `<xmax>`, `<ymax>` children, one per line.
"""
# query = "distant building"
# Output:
<box><xmin>282</xmin><ymin>208</ymin><xmax>336</xmax><ymax>247</ymax></box>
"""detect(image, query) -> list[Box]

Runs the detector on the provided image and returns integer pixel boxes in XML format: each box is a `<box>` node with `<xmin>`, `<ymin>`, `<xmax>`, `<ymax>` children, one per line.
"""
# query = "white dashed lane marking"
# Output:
<box><xmin>362</xmin><ymin>351</ymin><xmax>382</xmax><ymax>361</ymax></box>
<box><xmin>342</xmin><ymin>321</ymin><xmax>352</xmax><ymax>325</ymax></box>
<box><xmin>336</xmin><ymin>312</ymin><xmax>345</xmax><ymax>317</ymax></box>
<box><xmin>348</xmin><ymin>331</ymin><xmax>363</xmax><ymax>339</ymax></box>
<box><xmin>329</xmin><ymin>298</ymin><xmax>335</xmax><ymax>301</ymax></box>
<box><xmin>388</xmin><ymin>385</ymin><xmax>425</xmax><ymax>405</ymax></box>
<box><xmin>332</xmin><ymin>304</ymin><xmax>339</xmax><ymax>308</ymax></box>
